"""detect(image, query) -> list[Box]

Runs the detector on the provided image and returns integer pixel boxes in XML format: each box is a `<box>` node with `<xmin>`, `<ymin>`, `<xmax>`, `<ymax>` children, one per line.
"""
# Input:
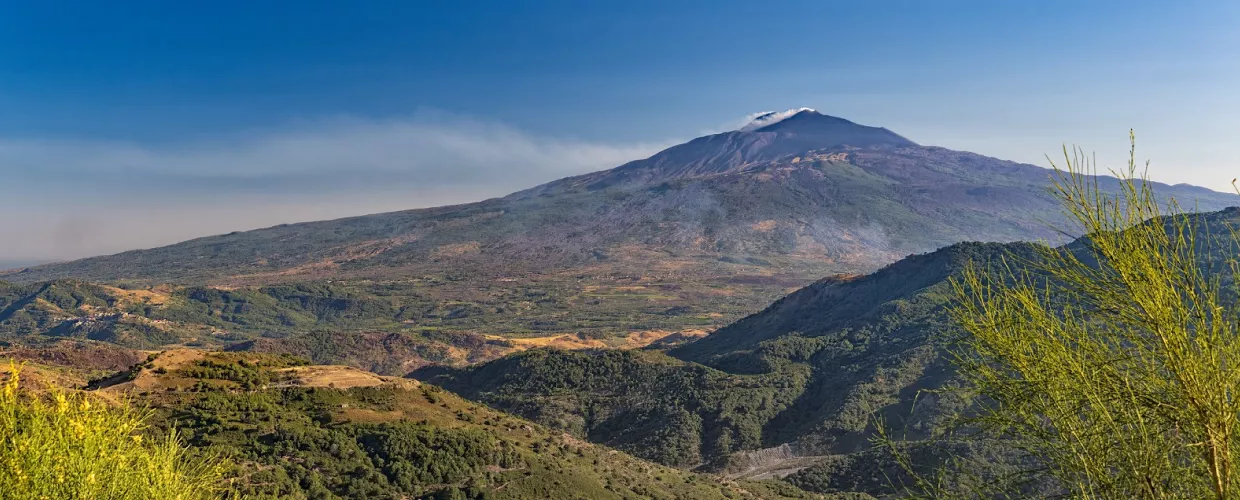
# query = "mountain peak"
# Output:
<box><xmin>735</xmin><ymin>108</ymin><xmax>914</xmax><ymax>146</ymax></box>
<box><xmin>739</xmin><ymin>108</ymin><xmax>820</xmax><ymax>131</ymax></box>
<box><xmin>568</xmin><ymin>109</ymin><xmax>920</xmax><ymax>185</ymax></box>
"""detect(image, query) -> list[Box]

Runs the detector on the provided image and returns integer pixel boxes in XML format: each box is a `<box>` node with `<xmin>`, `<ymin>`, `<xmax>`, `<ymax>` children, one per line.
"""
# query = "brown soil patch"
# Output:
<box><xmin>486</xmin><ymin>329</ymin><xmax>708</xmax><ymax>352</ymax></box>
<box><xmin>491</xmin><ymin>334</ymin><xmax>609</xmax><ymax>351</ymax></box>
<box><xmin>610</xmin><ymin>286</ymin><xmax>649</xmax><ymax>292</ymax></box>
<box><xmin>90</xmin><ymin>348</ymin><xmax>207</xmax><ymax>393</ymax></box>
<box><xmin>431</xmin><ymin>242</ymin><xmax>481</xmax><ymax>259</ymax></box>
<box><xmin>1</xmin><ymin>342</ymin><xmax>145</xmax><ymax>375</ymax></box>
<box><xmin>97</xmin><ymin>349</ymin><xmax>420</xmax><ymax>394</ymax></box>
<box><xmin>620</xmin><ymin>330</ymin><xmax>681</xmax><ymax>348</ymax></box>
<box><xmin>750</xmin><ymin>220</ymin><xmax>778</xmax><ymax>232</ymax></box>
<box><xmin>30</xmin><ymin>298</ymin><xmax>67</xmax><ymax>314</ymax></box>
<box><xmin>275</xmin><ymin>365</ymin><xmax>417</xmax><ymax>390</ymax></box>
<box><xmin>226</xmin><ymin>259</ymin><xmax>342</xmax><ymax>282</ymax></box>
<box><xmin>0</xmin><ymin>363</ymin><xmax>88</xmax><ymax>391</ymax></box>
<box><xmin>644</xmin><ymin>329</ymin><xmax>710</xmax><ymax>347</ymax></box>
<box><xmin>103</xmin><ymin>286</ymin><xmax>171</xmax><ymax>307</ymax></box>
<box><xmin>148</xmin><ymin>349</ymin><xmax>207</xmax><ymax>371</ymax></box>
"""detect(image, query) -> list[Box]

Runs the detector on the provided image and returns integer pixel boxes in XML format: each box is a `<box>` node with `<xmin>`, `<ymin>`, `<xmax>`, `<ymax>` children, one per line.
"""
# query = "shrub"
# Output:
<box><xmin>0</xmin><ymin>364</ymin><xmax>229</xmax><ymax>499</ymax></box>
<box><xmin>916</xmin><ymin>138</ymin><xmax>1240</xmax><ymax>498</ymax></box>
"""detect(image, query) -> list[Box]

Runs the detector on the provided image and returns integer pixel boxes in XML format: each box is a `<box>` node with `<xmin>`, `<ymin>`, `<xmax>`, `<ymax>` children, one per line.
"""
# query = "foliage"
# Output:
<box><xmin>424</xmin><ymin>243</ymin><xmax>1022</xmax><ymax>470</ymax></box>
<box><xmin>431</xmin><ymin>202</ymin><xmax>1240</xmax><ymax>497</ymax></box>
<box><xmin>0</xmin><ymin>364</ymin><xmax>228</xmax><ymax>500</ymax></box>
<box><xmin>179</xmin><ymin>353</ymin><xmax>308</xmax><ymax>389</ymax></box>
<box><xmin>427</xmin><ymin>347</ymin><xmax>818</xmax><ymax>467</ymax></box>
<box><xmin>140</xmin><ymin>363</ymin><xmax>815</xmax><ymax>499</ymax></box>
<box><xmin>930</xmin><ymin>140</ymin><xmax>1240</xmax><ymax>498</ymax></box>
<box><xmin>0</xmin><ymin>275</ymin><xmax>784</xmax><ymax>368</ymax></box>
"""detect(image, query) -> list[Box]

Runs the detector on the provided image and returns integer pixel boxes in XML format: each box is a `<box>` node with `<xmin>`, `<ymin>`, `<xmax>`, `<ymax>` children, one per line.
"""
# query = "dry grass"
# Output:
<box><xmin>486</xmin><ymin>329</ymin><xmax>709</xmax><ymax>353</ymax></box>
<box><xmin>275</xmin><ymin>365</ymin><xmax>417</xmax><ymax>389</ymax></box>
<box><xmin>103</xmin><ymin>286</ymin><xmax>172</xmax><ymax>308</ymax></box>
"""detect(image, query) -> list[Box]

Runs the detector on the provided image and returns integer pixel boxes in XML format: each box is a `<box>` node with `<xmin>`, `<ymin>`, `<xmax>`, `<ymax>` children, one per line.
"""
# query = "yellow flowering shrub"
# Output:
<box><xmin>0</xmin><ymin>364</ymin><xmax>228</xmax><ymax>499</ymax></box>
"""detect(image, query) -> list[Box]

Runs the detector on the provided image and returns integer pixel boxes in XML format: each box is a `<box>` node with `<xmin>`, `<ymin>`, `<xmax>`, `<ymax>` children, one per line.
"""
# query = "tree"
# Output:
<box><xmin>926</xmin><ymin>135</ymin><xmax>1240</xmax><ymax>498</ymax></box>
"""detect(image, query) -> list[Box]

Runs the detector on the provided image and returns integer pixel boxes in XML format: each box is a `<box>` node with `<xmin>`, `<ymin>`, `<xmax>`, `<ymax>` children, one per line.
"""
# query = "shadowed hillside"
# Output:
<box><xmin>421</xmin><ymin>242</ymin><xmax>1017</xmax><ymax>471</ymax></box>
<box><xmin>421</xmin><ymin>207</ymin><xmax>1240</xmax><ymax>496</ymax></box>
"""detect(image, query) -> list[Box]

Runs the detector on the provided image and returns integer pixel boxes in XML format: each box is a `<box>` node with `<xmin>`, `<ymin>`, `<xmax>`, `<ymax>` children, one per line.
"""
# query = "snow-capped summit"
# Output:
<box><xmin>738</xmin><ymin>107</ymin><xmax>818</xmax><ymax>131</ymax></box>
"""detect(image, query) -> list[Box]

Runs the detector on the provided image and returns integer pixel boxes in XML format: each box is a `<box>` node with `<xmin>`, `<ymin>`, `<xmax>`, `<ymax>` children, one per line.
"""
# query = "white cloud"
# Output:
<box><xmin>697</xmin><ymin>107</ymin><xmax>819</xmax><ymax>136</ymax></box>
<box><xmin>737</xmin><ymin>108</ymin><xmax>816</xmax><ymax>131</ymax></box>
<box><xmin>0</xmin><ymin>112</ymin><xmax>676</xmax><ymax>260</ymax></box>
<box><xmin>0</xmin><ymin>111</ymin><xmax>672</xmax><ymax>188</ymax></box>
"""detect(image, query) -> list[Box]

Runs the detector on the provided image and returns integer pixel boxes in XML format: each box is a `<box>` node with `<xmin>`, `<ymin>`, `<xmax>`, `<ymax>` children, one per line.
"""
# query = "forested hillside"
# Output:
<box><xmin>421</xmin><ymin>207</ymin><xmax>1240</xmax><ymax>496</ymax></box>
<box><xmin>421</xmin><ymin>243</ymin><xmax>1022</xmax><ymax>479</ymax></box>
<box><xmin>105</xmin><ymin>350</ymin><xmax>821</xmax><ymax>499</ymax></box>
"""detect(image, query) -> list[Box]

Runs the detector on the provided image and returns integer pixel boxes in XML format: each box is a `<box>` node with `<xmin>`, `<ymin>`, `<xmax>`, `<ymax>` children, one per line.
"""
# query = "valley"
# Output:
<box><xmin>3</xmin><ymin>110</ymin><xmax>1237</xmax><ymax>498</ymax></box>
<box><xmin>5</xmin><ymin>2</ymin><xmax>1236</xmax><ymax>497</ymax></box>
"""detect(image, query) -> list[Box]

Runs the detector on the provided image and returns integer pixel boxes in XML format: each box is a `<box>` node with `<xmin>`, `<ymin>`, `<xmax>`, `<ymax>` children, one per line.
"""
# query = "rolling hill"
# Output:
<box><xmin>419</xmin><ymin>207</ymin><xmax>1240</xmax><ymax>497</ymax></box>
<box><xmin>2</xmin><ymin>346</ymin><xmax>821</xmax><ymax>500</ymax></box>
<box><xmin>0</xmin><ymin>279</ymin><xmax>713</xmax><ymax>372</ymax></box>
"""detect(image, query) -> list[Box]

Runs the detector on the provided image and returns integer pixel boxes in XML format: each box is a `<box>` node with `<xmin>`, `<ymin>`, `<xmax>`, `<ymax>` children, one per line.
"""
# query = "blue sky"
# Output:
<box><xmin>2</xmin><ymin>1</ymin><xmax>1238</xmax><ymax>261</ymax></box>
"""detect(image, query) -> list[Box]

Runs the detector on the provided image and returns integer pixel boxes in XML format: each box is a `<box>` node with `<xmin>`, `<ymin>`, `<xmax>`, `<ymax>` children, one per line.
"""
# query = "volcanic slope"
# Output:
<box><xmin>5</xmin><ymin>110</ymin><xmax>1233</xmax><ymax>348</ymax></box>
<box><xmin>8</xmin><ymin>110</ymin><xmax>1231</xmax><ymax>288</ymax></box>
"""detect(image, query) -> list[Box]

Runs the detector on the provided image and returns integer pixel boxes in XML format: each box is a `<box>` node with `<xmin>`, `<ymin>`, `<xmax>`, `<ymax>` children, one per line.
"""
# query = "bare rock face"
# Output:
<box><xmin>719</xmin><ymin>443</ymin><xmax>829</xmax><ymax>481</ymax></box>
